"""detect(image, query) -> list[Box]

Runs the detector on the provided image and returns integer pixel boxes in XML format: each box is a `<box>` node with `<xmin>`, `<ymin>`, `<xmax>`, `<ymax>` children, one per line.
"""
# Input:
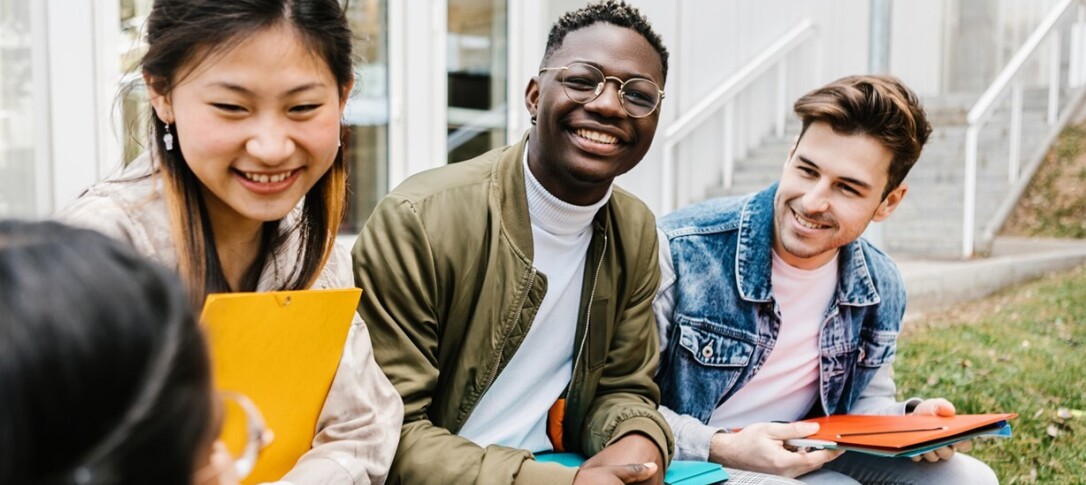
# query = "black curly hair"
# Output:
<box><xmin>543</xmin><ymin>0</ymin><xmax>669</xmax><ymax>81</ymax></box>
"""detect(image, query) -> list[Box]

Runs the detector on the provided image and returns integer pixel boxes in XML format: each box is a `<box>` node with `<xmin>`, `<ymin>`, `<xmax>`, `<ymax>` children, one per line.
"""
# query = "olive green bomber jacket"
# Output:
<box><xmin>353</xmin><ymin>135</ymin><xmax>674</xmax><ymax>484</ymax></box>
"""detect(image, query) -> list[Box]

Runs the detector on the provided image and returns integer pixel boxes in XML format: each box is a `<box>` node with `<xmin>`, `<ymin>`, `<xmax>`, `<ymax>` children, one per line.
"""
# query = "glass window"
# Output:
<box><xmin>447</xmin><ymin>0</ymin><xmax>507</xmax><ymax>164</ymax></box>
<box><xmin>119</xmin><ymin>0</ymin><xmax>151</xmax><ymax>164</ymax></box>
<box><xmin>343</xmin><ymin>0</ymin><xmax>389</xmax><ymax>233</ymax></box>
<box><xmin>0</xmin><ymin>0</ymin><xmax>38</xmax><ymax>217</ymax></box>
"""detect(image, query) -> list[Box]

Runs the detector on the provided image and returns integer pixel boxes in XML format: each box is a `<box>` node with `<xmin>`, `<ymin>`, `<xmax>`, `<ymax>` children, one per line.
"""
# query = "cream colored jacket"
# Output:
<box><xmin>56</xmin><ymin>156</ymin><xmax>403</xmax><ymax>485</ymax></box>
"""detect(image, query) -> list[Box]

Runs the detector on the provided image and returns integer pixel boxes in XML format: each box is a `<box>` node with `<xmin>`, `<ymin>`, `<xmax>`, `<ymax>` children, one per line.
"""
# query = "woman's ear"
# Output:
<box><xmin>339</xmin><ymin>75</ymin><xmax>356</xmax><ymax>112</ymax></box>
<box><xmin>143</xmin><ymin>73</ymin><xmax>173</xmax><ymax>123</ymax></box>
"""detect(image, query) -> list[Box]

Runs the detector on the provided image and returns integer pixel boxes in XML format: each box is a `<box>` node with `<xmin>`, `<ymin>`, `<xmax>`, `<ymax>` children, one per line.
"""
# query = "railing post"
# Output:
<box><xmin>1073</xmin><ymin>17</ymin><xmax>1085</xmax><ymax>87</ymax></box>
<box><xmin>1077</xmin><ymin>4</ymin><xmax>1086</xmax><ymax>87</ymax></box>
<box><xmin>723</xmin><ymin>101</ymin><xmax>735</xmax><ymax>190</ymax></box>
<box><xmin>776</xmin><ymin>61</ymin><xmax>787</xmax><ymax>137</ymax></box>
<box><xmin>1009</xmin><ymin>82</ymin><xmax>1024</xmax><ymax>183</ymax></box>
<box><xmin>963</xmin><ymin>125</ymin><xmax>980</xmax><ymax>258</ymax></box>
<box><xmin>1049</xmin><ymin>30</ymin><xmax>1062</xmax><ymax>125</ymax></box>
<box><xmin>662</xmin><ymin>142</ymin><xmax>675</xmax><ymax>214</ymax></box>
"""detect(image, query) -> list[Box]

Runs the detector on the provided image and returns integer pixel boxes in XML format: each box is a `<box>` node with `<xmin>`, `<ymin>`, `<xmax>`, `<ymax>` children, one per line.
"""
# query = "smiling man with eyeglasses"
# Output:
<box><xmin>353</xmin><ymin>1</ymin><xmax>674</xmax><ymax>484</ymax></box>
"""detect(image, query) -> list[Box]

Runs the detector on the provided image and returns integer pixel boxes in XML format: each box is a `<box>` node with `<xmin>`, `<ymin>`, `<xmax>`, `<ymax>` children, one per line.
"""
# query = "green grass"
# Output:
<box><xmin>894</xmin><ymin>264</ymin><xmax>1086</xmax><ymax>484</ymax></box>
<box><xmin>1002</xmin><ymin>124</ymin><xmax>1086</xmax><ymax>239</ymax></box>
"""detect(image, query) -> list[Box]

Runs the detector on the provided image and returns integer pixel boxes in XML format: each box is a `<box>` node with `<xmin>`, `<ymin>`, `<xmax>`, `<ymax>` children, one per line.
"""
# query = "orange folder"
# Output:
<box><xmin>201</xmin><ymin>288</ymin><xmax>361</xmax><ymax>484</ymax></box>
<box><xmin>790</xmin><ymin>413</ymin><xmax>1017</xmax><ymax>457</ymax></box>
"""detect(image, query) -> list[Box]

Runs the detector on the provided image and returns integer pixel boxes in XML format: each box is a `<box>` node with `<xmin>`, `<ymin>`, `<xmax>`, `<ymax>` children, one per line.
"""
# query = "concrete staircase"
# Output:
<box><xmin>702</xmin><ymin>89</ymin><xmax>1062</xmax><ymax>259</ymax></box>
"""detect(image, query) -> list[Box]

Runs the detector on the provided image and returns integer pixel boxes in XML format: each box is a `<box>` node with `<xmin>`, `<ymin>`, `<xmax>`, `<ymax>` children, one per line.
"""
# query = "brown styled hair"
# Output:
<box><xmin>793</xmin><ymin>75</ymin><xmax>932</xmax><ymax>198</ymax></box>
<box><xmin>140</xmin><ymin>0</ymin><xmax>354</xmax><ymax>306</ymax></box>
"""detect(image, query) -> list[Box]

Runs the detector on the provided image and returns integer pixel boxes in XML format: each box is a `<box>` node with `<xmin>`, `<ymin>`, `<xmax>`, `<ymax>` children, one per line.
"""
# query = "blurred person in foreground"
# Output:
<box><xmin>0</xmin><ymin>219</ymin><xmax>239</xmax><ymax>485</ymax></box>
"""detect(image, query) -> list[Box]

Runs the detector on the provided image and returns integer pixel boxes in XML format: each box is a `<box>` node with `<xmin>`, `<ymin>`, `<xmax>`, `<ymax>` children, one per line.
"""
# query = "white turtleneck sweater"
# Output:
<box><xmin>458</xmin><ymin>149</ymin><xmax>612</xmax><ymax>453</ymax></box>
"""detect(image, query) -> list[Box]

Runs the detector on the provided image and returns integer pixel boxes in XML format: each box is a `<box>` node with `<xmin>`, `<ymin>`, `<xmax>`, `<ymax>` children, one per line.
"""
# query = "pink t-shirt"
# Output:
<box><xmin>707</xmin><ymin>250</ymin><xmax>839</xmax><ymax>429</ymax></box>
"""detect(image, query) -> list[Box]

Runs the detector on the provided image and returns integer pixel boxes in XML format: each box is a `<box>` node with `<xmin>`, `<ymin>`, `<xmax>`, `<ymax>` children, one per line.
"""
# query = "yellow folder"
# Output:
<box><xmin>200</xmin><ymin>288</ymin><xmax>362</xmax><ymax>484</ymax></box>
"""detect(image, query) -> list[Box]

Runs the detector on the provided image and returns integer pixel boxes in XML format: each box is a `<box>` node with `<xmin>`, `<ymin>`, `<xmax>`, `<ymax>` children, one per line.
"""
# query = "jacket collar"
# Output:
<box><xmin>494</xmin><ymin>132</ymin><xmax>537</xmax><ymax>260</ymax></box>
<box><xmin>736</xmin><ymin>183</ymin><xmax>881</xmax><ymax>307</ymax></box>
<box><xmin>494</xmin><ymin>131</ymin><xmax>612</xmax><ymax>261</ymax></box>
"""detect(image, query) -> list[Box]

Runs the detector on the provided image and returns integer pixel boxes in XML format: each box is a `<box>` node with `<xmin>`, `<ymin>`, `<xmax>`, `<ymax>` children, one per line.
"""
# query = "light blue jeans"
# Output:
<box><xmin>799</xmin><ymin>452</ymin><xmax>999</xmax><ymax>485</ymax></box>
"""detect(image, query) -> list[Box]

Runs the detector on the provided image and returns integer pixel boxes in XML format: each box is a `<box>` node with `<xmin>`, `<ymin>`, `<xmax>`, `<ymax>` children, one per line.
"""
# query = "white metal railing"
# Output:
<box><xmin>447</xmin><ymin>105</ymin><xmax>506</xmax><ymax>153</ymax></box>
<box><xmin>660</xmin><ymin>19</ymin><xmax>818</xmax><ymax>213</ymax></box>
<box><xmin>961</xmin><ymin>0</ymin><xmax>1086</xmax><ymax>257</ymax></box>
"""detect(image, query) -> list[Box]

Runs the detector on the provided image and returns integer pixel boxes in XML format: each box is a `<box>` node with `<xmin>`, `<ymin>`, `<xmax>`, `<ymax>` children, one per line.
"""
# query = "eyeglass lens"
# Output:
<box><xmin>558</xmin><ymin>63</ymin><xmax>661</xmax><ymax>117</ymax></box>
<box><xmin>218</xmin><ymin>391</ymin><xmax>271</xmax><ymax>480</ymax></box>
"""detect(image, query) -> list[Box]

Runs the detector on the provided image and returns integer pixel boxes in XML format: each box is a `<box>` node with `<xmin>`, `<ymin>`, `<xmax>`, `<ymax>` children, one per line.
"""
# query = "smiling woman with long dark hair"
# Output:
<box><xmin>54</xmin><ymin>0</ymin><xmax>402</xmax><ymax>482</ymax></box>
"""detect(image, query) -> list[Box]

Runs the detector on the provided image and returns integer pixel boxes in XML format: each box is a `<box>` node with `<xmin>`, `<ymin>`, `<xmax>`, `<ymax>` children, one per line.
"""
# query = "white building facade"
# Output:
<box><xmin>0</xmin><ymin>0</ymin><xmax>1064</xmax><ymax>230</ymax></box>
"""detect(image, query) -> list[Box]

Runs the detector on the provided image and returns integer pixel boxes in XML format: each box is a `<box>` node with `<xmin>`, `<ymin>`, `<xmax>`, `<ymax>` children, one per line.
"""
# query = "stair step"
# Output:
<box><xmin>686</xmin><ymin>90</ymin><xmax>1064</xmax><ymax>257</ymax></box>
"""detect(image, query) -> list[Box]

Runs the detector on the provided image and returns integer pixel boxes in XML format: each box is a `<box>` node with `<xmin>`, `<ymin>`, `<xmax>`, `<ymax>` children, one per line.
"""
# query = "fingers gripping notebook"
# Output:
<box><xmin>786</xmin><ymin>413</ymin><xmax>1017</xmax><ymax>458</ymax></box>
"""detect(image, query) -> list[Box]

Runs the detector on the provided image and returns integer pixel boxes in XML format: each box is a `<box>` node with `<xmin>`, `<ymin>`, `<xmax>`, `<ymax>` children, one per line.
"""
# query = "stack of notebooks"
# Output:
<box><xmin>535</xmin><ymin>453</ymin><xmax>729</xmax><ymax>485</ymax></box>
<box><xmin>785</xmin><ymin>413</ymin><xmax>1017</xmax><ymax>457</ymax></box>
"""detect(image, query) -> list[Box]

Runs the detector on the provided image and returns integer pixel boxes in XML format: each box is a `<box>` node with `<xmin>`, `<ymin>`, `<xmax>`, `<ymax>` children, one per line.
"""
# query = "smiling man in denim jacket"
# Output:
<box><xmin>653</xmin><ymin>76</ymin><xmax>998</xmax><ymax>484</ymax></box>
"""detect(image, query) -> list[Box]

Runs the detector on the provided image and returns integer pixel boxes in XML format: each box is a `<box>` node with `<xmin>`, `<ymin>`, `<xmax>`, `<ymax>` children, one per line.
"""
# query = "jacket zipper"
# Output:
<box><xmin>457</xmin><ymin>266</ymin><xmax>538</xmax><ymax>431</ymax></box>
<box><xmin>567</xmin><ymin>231</ymin><xmax>608</xmax><ymax>412</ymax></box>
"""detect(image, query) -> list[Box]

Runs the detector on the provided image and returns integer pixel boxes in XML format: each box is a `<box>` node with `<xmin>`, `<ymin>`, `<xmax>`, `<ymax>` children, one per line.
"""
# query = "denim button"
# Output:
<box><xmin>702</xmin><ymin>345</ymin><xmax>713</xmax><ymax>359</ymax></box>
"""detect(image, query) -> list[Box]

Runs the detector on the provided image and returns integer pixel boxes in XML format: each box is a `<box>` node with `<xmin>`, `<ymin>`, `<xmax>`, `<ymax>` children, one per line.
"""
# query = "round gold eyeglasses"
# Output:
<box><xmin>539</xmin><ymin>62</ymin><xmax>664</xmax><ymax>118</ymax></box>
<box><xmin>195</xmin><ymin>390</ymin><xmax>273</xmax><ymax>482</ymax></box>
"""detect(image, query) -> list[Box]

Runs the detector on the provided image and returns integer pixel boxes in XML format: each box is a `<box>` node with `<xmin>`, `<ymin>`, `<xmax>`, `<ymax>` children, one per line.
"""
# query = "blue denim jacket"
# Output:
<box><xmin>654</xmin><ymin>184</ymin><xmax>917</xmax><ymax>460</ymax></box>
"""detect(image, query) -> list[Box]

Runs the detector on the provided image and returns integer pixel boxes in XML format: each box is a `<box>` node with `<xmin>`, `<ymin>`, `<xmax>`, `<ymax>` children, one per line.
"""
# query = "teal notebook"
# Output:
<box><xmin>535</xmin><ymin>452</ymin><xmax>729</xmax><ymax>484</ymax></box>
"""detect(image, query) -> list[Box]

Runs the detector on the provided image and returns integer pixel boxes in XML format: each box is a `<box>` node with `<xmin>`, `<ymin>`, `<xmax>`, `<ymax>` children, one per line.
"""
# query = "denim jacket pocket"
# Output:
<box><xmin>856</xmin><ymin>330</ymin><xmax>898</xmax><ymax>367</ymax></box>
<box><xmin>659</xmin><ymin>317</ymin><xmax>756</xmax><ymax>420</ymax></box>
<box><xmin>676</xmin><ymin>318</ymin><xmax>754</xmax><ymax>368</ymax></box>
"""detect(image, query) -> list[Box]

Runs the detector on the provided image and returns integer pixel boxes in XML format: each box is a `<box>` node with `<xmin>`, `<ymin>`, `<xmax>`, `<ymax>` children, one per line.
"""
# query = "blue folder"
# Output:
<box><xmin>535</xmin><ymin>452</ymin><xmax>729</xmax><ymax>484</ymax></box>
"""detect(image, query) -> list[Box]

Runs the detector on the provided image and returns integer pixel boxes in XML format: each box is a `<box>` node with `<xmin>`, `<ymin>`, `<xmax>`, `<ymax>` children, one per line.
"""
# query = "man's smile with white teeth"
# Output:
<box><xmin>574</xmin><ymin>128</ymin><xmax>619</xmax><ymax>145</ymax></box>
<box><xmin>793</xmin><ymin>208</ymin><xmax>831</xmax><ymax>229</ymax></box>
<box><xmin>239</xmin><ymin>169</ymin><xmax>296</xmax><ymax>184</ymax></box>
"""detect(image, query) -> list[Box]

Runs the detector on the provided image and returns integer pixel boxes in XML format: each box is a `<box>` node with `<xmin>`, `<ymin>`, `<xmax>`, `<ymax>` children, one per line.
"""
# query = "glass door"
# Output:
<box><xmin>0</xmin><ymin>0</ymin><xmax>39</xmax><ymax>217</ymax></box>
<box><xmin>343</xmin><ymin>0</ymin><xmax>390</xmax><ymax>233</ymax></box>
<box><xmin>446</xmin><ymin>0</ymin><xmax>507</xmax><ymax>163</ymax></box>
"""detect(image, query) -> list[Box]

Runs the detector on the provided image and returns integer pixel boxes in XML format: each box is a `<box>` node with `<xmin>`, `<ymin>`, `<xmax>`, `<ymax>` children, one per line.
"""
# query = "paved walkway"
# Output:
<box><xmin>893</xmin><ymin>237</ymin><xmax>1086</xmax><ymax>320</ymax></box>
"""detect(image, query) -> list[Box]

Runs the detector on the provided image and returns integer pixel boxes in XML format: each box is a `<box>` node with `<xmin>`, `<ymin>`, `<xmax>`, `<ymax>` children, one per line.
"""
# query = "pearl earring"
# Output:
<box><xmin>163</xmin><ymin>123</ymin><xmax>175</xmax><ymax>151</ymax></box>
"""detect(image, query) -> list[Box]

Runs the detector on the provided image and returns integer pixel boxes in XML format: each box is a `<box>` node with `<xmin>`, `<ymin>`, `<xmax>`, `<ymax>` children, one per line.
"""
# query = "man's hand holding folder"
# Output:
<box><xmin>711</xmin><ymin>398</ymin><xmax>1016</xmax><ymax>478</ymax></box>
<box><xmin>785</xmin><ymin>409</ymin><xmax>1017</xmax><ymax>459</ymax></box>
<box><xmin>908</xmin><ymin>398</ymin><xmax>968</xmax><ymax>463</ymax></box>
<box><xmin>709</xmin><ymin>422</ymin><xmax>844</xmax><ymax>478</ymax></box>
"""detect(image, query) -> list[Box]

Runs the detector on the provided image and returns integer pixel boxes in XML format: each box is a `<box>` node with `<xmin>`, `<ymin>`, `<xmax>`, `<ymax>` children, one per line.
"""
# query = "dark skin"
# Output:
<box><xmin>524</xmin><ymin>23</ymin><xmax>667</xmax><ymax>485</ymax></box>
<box><xmin>578</xmin><ymin>434</ymin><xmax>664</xmax><ymax>485</ymax></box>
<box><xmin>525</xmin><ymin>23</ymin><xmax>664</xmax><ymax>206</ymax></box>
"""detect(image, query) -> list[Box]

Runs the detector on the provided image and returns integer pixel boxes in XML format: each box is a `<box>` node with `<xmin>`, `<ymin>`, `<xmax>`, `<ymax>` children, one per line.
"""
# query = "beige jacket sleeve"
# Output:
<box><xmin>279</xmin><ymin>245</ymin><xmax>404</xmax><ymax>485</ymax></box>
<box><xmin>277</xmin><ymin>317</ymin><xmax>403</xmax><ymax>484</ymax></box>
<box><xmin>59</xmin><ymin>187</ymin><xmax>404</xmax><ymax>485</ymax></box>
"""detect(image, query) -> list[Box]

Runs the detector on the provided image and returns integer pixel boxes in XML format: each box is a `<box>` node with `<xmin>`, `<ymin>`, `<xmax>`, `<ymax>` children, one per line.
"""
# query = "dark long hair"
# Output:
<box><xmin>0</xmin><ymin>220</ymin><xmax>213</xmax><ymax>484</ymax></box>
<box><xmin>140</xmin><ymin>0</ymin><xmax>354</xmax><ymax>306</ymax></box>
